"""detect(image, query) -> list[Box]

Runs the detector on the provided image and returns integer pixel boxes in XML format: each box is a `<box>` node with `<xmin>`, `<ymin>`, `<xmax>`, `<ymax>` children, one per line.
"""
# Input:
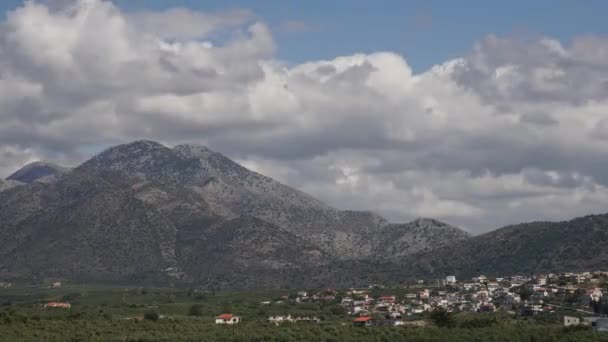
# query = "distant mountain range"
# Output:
<box><xmin>1</xmin><ymin>140</ymin><xmax>606</xmax><ymax>288</ymax></box>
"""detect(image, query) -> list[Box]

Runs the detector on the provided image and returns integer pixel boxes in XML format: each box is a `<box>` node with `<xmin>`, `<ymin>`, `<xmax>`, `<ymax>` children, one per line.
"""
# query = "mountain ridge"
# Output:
<box><xmin>5</xmin><ymin>140</ymin><xmax>604</xmax><ymax>288</ymax></box>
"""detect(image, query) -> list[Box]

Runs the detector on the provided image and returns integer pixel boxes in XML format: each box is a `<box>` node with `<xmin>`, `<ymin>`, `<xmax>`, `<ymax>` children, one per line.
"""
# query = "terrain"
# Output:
<box><xmin>1</xmin><ymin>140</ymin><xmax>608</xmax><ymax>288</ymax></box>
<box><xmin>0</xmin><ymin>141</ymin><xmax>468</xmax><ymax>287</ymax></box>
<box><xmin>0</xmin><ymin>285</ymin><xmax>601</xmax><ymax>342</ymax></box>
<box><xmin>403</xmin><ymin>214</ymin><xmax>608</xmax><ymax>279</ymax></box>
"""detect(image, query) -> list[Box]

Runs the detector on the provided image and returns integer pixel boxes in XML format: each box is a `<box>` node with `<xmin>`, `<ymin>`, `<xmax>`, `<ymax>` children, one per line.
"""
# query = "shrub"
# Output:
<box><xmin>430</xmin><ymin>307</ymin><xmax>455</xmax><ymax>328</ymax></box>
<box><xmin>188</xmin><ymin>304</ymin><xmax>204</xmax><ymax>316</ymax></box>
<box><xmin>144</xmin><ymin>312</ymin><xmax>160</xmax><ymax>321</ymax></box>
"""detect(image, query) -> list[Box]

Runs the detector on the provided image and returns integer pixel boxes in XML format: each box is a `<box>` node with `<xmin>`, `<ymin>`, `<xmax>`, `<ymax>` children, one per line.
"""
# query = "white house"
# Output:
<box><xmin>563</xmin><ymin>316</ymin><xmax>580</xmax><ymax>327</ymax></box>
<box><xmin>268</xmin><ymin>315</ymin><xmax>294</xmax><ymax>324</ymax></box>
<box><xmin>215</xmin><ymin>314</ymin><xmax>240</xmax><ymax>325</ymax></box>
<box><xmin>446</xmin><ymin>275</ymin><xmax>456</xmax><ymax>284</ymax></box>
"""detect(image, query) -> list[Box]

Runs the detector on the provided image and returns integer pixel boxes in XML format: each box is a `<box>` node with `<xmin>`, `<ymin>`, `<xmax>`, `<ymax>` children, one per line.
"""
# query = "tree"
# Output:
<box><xmin>144</xmin><ymin>312</ymin><xmax>160</xmax><ymax>321</ymax></box>
<box><xmin>188</xmin><ymin>304</ymin><xmax>204</xmax><ymax>316</ymax></box>
<box><xmin>515</xmin><ymin>286</ymin><xmax>533</xmax><ymax>302</ymax></box>
<box><xmin>430</xmin><ymin>307</ymin><xmax>454</xmax><ymax>328</ymax></box>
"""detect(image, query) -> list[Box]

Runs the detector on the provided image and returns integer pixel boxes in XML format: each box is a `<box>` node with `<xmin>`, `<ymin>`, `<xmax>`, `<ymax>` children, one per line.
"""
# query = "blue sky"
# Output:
<box><xmin>113</xmin><ymin>1</ymin><xmax>607</xmax><ymax>71</ymax></box>
<box><xmin>2</xmin><ymin>1</ymin><xmax>606</xmax><ymax>71</ymax></box>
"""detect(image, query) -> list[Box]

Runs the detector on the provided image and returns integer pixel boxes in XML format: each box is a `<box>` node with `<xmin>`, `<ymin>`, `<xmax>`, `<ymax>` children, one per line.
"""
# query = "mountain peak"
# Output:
<box><xmin>410</xmin><ymin>217</ymin><xmax>449</xmax><ymax>227</ymax></box>
<box><xmin>410</xmin><ymin>217</ymin><xmax>470</xmax><ymax>235</ymax></box>
<box><xmin>7</xmin><ymin>161</ymin><xmax>69</xmax><ymax>184</ymax></box>
<box><xmin>117</xmin><ymin>140</ymin><xmax>167</xmax><ymax>152</ymax></box>
<box><xmin>173</xmin><ymin>144</ymin><xmax>215</xmax><ymax>159</ymax></box>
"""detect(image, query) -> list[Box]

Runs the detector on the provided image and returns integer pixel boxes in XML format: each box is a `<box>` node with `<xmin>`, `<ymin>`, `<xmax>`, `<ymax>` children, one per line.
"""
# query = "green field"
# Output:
<box><xmin>0</xmin><ymin>284</ymin><xmax>606</xmax><ymax>341</ymax></box>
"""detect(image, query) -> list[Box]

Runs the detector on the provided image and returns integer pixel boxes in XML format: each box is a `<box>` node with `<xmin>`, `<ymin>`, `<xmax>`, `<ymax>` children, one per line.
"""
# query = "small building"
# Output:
<box><xmin>446</xmin><ymin>276</ymin><xmax>456</xmax><ymax>284</ymax></box>
<box><xmin>563</xmin><ymin>316</ymin><xmax>580</xmax><ymax>327</ymax></box>
<box><xmin>401</xmin><ymin>320</ymin><xmax>427</xmax><ymax>327</ymax></box>
<box><xmin>268</xmin><ymin>315</ymin><xmax>294</xmax><ymax>324</ymax></box>
<box><xmin>597</xmin><ymin>318</ymin><xmax>608</xmax><ymax>332</ymax></box>
<box><xmin>52</xmin><ymin>281</ymin><xmax>62</xmax><ymax>288</ymax></box>
<box><xmin>378</xmin><ymin>295</ymin><xmax>396</xmax><ymax>303</ymax></box>
<box><xmin>294</xmin><ymin>316</ymin><xmax>320</xmax><ymax>323</ymax></box>
<box><xmin>584</xmin><ymin>317</ymin><xmax>608</xmax><ymax>332</ymax></box>
<box><xmin>44</xmin><ymin>302</ymin><xmax>71</xmax><ymax>309</ymax></box>
<box><xmin>215</xmin><ymin>314</ymin><xmax>240</xmax><ymax>325</ymax></box>
<box><xmin>353</xmin><ymin>316</ymin><xmax>374</xmax><ymax>327</ymax></box>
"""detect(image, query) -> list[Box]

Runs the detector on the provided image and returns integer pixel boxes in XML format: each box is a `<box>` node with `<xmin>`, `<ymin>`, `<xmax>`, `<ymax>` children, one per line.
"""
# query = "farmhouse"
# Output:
<box><xmin>215</xmin><ymin>313</ymin><xmax>240</xmax><ymax>324</ymax></box>
<box><xmin>44</xmin><ymin>302</ymin><xmax>71</xmax><ymax>309</ymax></box>
<box><xmin>353</xmin><ymin>316</ymin><xmax>374</xmax><ymax>327</ymax></box>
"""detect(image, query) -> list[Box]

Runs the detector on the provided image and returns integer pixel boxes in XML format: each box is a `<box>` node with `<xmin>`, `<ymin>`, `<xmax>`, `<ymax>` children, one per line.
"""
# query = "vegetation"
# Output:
<box><xmin>1</xmin><ymin>284</ymin><xmax>607</xmax><ymax>341</ymax></box>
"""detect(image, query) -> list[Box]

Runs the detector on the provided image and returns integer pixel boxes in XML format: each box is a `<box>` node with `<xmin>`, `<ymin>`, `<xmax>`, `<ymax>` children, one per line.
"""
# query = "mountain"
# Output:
<box><xmin>2</xmin><ymin>140</ymin><xmax>607</xmax><ymax>287</ymax></box>
<box><xmin>0</xmin><ymin>140</ymin><xmax>472</xmax><ymax>287</ymax></box>
<box><xmin>0</xmin><ymin>179</ymin><xmax>22</xmax><ymax>192</ymax></box>
<box><xmin>371</xmin><ymin>218</ymin><xmax>471</xmax><ymax>259</ymax></box>
<box><xmin>400</xmin><ymin>213</ymin><xmax>608</xmax><ymax>279</ymax></box>
<box><xmin>7</xmin><ymin>161</ymin><xmax>70</xmax><ymax>184</ymax></box>
<box><xmin>79</xmin><ymin>141</ymin><xmax>390</xmax><ymax>258</ymax></box>
<box><xmin>0</xmin><ymin>170</ymin><xmax>179</xmax><ymax>282</ymax></box>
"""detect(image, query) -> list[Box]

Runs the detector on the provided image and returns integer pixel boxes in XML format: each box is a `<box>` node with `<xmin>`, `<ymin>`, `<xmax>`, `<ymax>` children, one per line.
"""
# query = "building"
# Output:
<box><xmin>44</xmin><ymin>302</ymin><xmax>71</xmax><ymax>309</ymax></box>
<box><xmin>584</xmin><ymin>317</ymin><xmax>608</xmax><ymax>332</ymax></box>
<box><xmin>446</xmin><ymin>276</ymin><xmax>456</xmax><ymax>284</ymax></box>
<box><xmin>52</xmin><ymin>281</ymin><xmax>62</xmax><ymax>288</ymax></box>
<box><xmin>378</xmin><ymin>296</ymin><xmax>396</xmax><ymax>304</ymax></box>
<box><xmin>353</xmin><ymin>316</ymin><xmax>374</xmax><ymax>327</ymax></box>
<box><xmin>268</xmin><ymin>315</ymin><xmax>293</xmax><ymax>324</ymax></box>
<box><xmin>597</xmin><ymin>319</ymin><xmax>608</xmax><ymax>332</ymax></box>
<box><xmin>564</xmin><ymin>316</ymin><xmax>580</xmax><ymax>326</ymax></box>
<box><xmin>215</xmin><ymin>314</ymin><xmax>240</xmax><ymax>325</ymax></box>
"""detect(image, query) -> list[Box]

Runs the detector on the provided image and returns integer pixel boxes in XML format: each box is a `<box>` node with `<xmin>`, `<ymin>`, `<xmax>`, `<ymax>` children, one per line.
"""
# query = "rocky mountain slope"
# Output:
<box><xmin>372</xmin><ymin>218</ymin><xmax>471</xmax><ymax>259</ymax></box>
<box><xmin>0</xmin><ymin>170</ymin><xmax>178</xmax><ymax>282</ymax></box>
<box><xmin>0</xmin><ymin>179</ymin><xmax>22</xmax><ymax>192</ymax></box>
<box><xmin>0</xmin><ymin>140</ymin><xmax>473</xmax><ymax>287</ymax></box>
<box><xmin>79</xmin><ymin>141</ymin><xmax>391</xmax><ymax>258</ymax></box>
<box><xmin>399</xmin><ymin>213</ymin><xmax>608</xmax><ymax>279</ymax></box>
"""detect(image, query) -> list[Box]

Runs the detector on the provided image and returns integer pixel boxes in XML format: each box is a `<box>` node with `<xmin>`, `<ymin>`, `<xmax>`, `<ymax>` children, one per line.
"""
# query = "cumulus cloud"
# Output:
<box><xmin>2</xmin><ymin>0</ymin><xmax>608</xmax><ymax>233</ymax></box>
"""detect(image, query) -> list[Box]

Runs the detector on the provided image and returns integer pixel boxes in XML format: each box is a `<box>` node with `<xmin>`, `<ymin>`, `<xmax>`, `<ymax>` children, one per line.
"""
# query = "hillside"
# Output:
<box><xmin>0</xmin><ymin>140</ymin><xmax>473</xmax><ymax>287</ymax></box>
<box><xmin>79</xmin><ymin>141</ymin><xmax>396</xmax><ymax>258</ymax></box>
<box><xmin>0</xmin><ymin>179</ymin><xmax>22</xmax><ymax>192</ymax></box>
<box><xmin>0</xmin><ymin>170</ymin><xmax>179</xmax><ymax>282</ymax></box>
<box><xmin>401</xmin><ymin>214</ymin><xmax>608</xmax><ymax>278</ymax></box>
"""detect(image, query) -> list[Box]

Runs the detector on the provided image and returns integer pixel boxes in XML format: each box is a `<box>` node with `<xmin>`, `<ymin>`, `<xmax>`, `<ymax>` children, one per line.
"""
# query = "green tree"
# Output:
<box><xmin>188</xmin><ymin>304</ymin><xmax>204</xmax><ymax>316</ymax></box>
<box><xmin>144</xmin><ymin>312</ymin><xmax>159</xmax><ymax>321</ymax></box>
<box><xmin>430</xmin><ymin>307</ymin><xmax>454</xmax><ymax>328</ymax></box>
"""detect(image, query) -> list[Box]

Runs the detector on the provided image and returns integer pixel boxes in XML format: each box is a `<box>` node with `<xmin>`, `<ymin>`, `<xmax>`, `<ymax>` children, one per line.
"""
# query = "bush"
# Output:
<box><xmin>144</xmin><ymin>312</ymin><xmax>160</xmax><ymax>321</ymax></box>
<box><xmin>430</xmin><ymin>307</ymin><xmax>455</xmax><ymax>328</ymax></box>
<box><xmin>188</xmin><ymin>304</ymin><xmax>204</xmax><ymax>316</ymax></box>
<box><xmin>61</xmin><ymin>292</ymin><xmax>82</xmax><ymax>302</ymax></box>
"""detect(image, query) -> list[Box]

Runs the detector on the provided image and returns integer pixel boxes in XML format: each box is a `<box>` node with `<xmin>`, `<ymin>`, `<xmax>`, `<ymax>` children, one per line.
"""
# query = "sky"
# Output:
<box><xmin>1</xmin><ymin>0</ymin><xmax>608</xmax><ymax>233</ymax></box>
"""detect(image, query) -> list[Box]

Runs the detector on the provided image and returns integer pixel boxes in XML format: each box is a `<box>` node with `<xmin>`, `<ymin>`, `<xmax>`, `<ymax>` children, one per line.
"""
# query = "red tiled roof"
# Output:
<box><xmin>353</xmin><ymin>316</ymin><xmax>373</xmax><ymax>322</ymax></box>
<box><xmin>217</xmin><ymin>314</ymin><xmax>233</xmax><ymax>319</ymax></box>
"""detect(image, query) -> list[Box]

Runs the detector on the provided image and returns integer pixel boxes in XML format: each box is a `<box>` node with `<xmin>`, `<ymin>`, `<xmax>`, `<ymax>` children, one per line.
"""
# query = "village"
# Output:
<box><xmin>3</xmin><ymin>270</ymin><xmax>608</xmax><ymax>333</ymax></box>
<box><xmin>210</xmin><ymin>271</ymin><xmax>608</xmax><ymax>331</ymax></box>
<box><xmin>2</xmin><ymin>272</ymin><xmax>608</xmax><ymax>340</ymax></box>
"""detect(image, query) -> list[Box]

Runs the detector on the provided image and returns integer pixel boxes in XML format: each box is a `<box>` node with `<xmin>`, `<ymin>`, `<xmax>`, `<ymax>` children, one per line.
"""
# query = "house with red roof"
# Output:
<box><xmin>215</xmin><ymin>313</ymin><xmax>241</xmax><ymax>324</ymax></box>
<box><xmin>353</xmin><ymin>316</ymin><xmax>374</xmax><ymax>327</ymax></box>
<box><xmin>44</xmin><ymin>302</ymin><xmax>71</xmax><ymax>309</ymax></box>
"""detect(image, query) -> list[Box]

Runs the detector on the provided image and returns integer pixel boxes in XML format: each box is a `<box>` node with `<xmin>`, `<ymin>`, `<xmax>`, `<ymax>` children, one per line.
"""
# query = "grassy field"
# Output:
<box><xmin>0</xmin><ymin>284</ymin><xmax>606</xmax><ymax>341</ymax></box>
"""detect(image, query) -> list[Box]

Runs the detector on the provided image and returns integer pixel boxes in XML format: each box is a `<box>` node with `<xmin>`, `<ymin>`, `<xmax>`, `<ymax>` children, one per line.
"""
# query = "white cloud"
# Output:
<box><xmin>3</xmin><ymin>1</ymin><xmax>608</xmax><ymax>233</ymax></box>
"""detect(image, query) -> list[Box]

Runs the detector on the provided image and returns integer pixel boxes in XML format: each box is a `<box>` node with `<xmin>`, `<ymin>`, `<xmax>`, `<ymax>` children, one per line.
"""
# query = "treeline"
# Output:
<box><xmin>0</xmin><ymin>311</ymin><xmax>605</xmax><ymax>342</ymax></box>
